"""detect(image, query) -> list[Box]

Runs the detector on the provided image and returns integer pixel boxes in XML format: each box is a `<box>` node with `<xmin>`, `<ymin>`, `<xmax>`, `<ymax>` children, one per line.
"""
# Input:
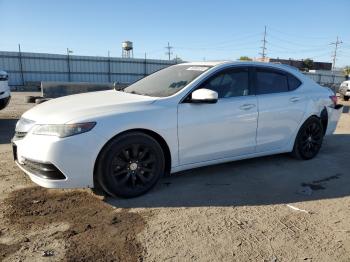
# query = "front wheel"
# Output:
<box><xmin>95</xmin><ymin>132</ymin><xmax>165</xmax><ymax>198</ymax></box>
<box><xmin>291</xmin><ymin>116</ymin><xmax>324</xmax><ymax>160</ymax></box>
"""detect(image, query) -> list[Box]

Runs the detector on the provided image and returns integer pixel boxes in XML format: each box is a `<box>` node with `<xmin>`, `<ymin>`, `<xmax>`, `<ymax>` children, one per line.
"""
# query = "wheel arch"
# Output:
<box><xmin>291</xmin><ymin>114</ymin><xmax>324</xmax><ymax>159</ymax></box>
<box><xmin>93</xmin><ymin>128</ymin><xmax>172</xmax><ymax>187</ymax></box>
<box><xmin>320</xmin><ymin>107</ymin><xmax>328</xmax><ymax>135</ymax></box>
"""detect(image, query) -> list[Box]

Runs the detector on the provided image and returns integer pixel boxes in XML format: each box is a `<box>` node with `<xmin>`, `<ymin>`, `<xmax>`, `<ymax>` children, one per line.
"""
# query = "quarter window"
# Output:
<box><xmin>256</xmin><ymin>69</ymin><xmax>288</xmax><ymax>94</ymax></box>
<box><xmin>200</xmin><ymin>68</ymin><xmax>249</xmax><ymax>98</ymax></box>
<box><xmin>288</xmin><ymin>74</ymin><xmax>302</xmax><ymax>91</ymax></box>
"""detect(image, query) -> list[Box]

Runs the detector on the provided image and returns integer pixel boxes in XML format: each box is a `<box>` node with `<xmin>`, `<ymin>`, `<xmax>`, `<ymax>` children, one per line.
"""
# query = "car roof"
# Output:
<box><xmin>178</xmin><ymin>60</ymin><xmax>308</xmax><ymax>83</ymax></box>
<box><xmin>180</xmin><ymin>61</ymin><xmax>299</xmax><ymax>71</ymax></box>
<box><xmin>179</xmin><ymin>61</ymin><xmax>230</xmax><ymax>67</ymax></box>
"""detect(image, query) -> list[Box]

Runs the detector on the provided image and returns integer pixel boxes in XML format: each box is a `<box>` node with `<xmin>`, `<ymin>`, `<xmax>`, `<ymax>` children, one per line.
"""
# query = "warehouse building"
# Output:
<box><xmin>0</xmin><ymin>51</ymin><xmax>176</xmax><ymax>87</ymax></box>
<box><xmin>255</xmin><ymin>57</ymin><xmax>332</xmax><ymax>71</ymax></box>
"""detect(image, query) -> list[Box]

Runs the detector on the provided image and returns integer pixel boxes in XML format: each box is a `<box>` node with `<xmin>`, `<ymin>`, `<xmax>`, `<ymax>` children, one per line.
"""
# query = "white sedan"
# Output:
<box><xmin>339</xmin><ymin>80</ymin><xmax>350</xmax><ymax>101</ymax></box>
<box><xmin>0</xmin><ymin>70</ymin><xmax>10</xmax><ymax>110</ymax></box>
<box><xmin>12</xmin><ymin>61</ymin><xmax>342</xmax><ymax>198</ymax></box>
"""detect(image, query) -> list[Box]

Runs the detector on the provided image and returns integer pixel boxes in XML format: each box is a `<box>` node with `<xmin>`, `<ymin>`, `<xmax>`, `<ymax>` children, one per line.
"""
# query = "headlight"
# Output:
<box><xmin>0</xmin><ymin>74</ymin><xmax>8</xmax><ymax>81</ymax></box>
<box><xmin>32</xmin><ymin>122</ymin><xmax>96</xmax><ymax>138</ymax></box>
<box><xmin>16</xmin><ymin>118</ymin><xmax>36</xmax><ymax>132</ymax></box>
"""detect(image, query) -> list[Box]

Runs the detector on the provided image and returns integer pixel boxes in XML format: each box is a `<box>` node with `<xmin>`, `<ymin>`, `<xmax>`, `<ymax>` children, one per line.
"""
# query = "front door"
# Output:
<box><xmin>177</xmin><ymin>67</ymin><xmax>258</xmax><ymax>165</ymax></box>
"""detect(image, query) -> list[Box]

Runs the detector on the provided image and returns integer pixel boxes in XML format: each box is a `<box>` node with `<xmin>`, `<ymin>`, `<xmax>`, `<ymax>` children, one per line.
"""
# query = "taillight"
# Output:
<box><xmin>330</xmin><ymin>95</ymin><xmax>337</xmax><ymax>106</ymax></box>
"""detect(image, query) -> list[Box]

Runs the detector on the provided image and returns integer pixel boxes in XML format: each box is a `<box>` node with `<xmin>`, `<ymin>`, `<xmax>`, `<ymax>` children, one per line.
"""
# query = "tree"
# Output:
<box><xmin>239</xmin><ymin>56</ymin><xmax>252</xmax><ymax>61</ymax></box>
<box><xmin>344</xmin><ymin>66</ymin><xmax>350</xmax><ymax>76</ymax></box>
<box><xmin>303</xmin><ymin>58</ymin><xmax>314</xmax><ymax>71</ymax></box>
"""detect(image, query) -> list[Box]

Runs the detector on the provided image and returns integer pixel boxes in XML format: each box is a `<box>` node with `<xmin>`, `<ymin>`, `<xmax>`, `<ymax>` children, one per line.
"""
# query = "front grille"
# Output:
<box><xmin>19</xmin><ymin>159</ymin><xmax>66</xmax><ymax>180</ymax></box>
<box><xmin>12</xmin><ymin>143</ymin><xmax>17</xmax><ymax>161</ymax></box>
<box><xmin>14</xmin><ymin>131</ymin><xmax>27</xmax><ymax>140</ymax></box>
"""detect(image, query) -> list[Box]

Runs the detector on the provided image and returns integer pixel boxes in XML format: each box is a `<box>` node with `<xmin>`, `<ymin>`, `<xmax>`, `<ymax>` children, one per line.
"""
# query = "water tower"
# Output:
<box><xmin>122</xmin><ymin>41</ymin><xmax>133</xmax><ymax>58</ymax></box>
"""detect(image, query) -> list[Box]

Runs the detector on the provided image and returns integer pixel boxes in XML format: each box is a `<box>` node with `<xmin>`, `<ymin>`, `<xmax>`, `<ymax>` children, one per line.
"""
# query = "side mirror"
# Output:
<box><xmin>191</xmin><ymin>88</ymin><xmax>218</xmax><ymax>104</ymax></box>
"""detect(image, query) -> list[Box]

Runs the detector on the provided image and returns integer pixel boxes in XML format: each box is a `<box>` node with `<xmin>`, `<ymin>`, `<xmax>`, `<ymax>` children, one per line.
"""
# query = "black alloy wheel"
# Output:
<box><xmin>292</xmin><ymin>116</ymin><xmax>323</xmax><ymax>160</ymax></box>
<box><xmin>112</xmin><ymin>144</ymin><xmax>157</xmax><ymax>189</ymax></box>
<box><xmin>95</xmin><ymin>132</ymin><xmax>165</xmax><ymax>198</ymax></box>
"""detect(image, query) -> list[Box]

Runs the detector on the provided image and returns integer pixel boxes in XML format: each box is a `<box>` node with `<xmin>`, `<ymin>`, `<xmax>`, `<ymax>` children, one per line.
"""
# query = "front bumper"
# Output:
<box><xmin>14</xmin><ymin>153</ymin><xmax>66</xmax><ymax>180</ymax></box>
<box><xmin>0</xmin><ymin>95</ymin><xmax>10</xmax><ymax>110</ymax></box>
<box><xmin>12</xmin><ymin>130</ymin><xmax>107</xmax><ymax>189</ymax></box>
<box><xmin>339</xmin><ymin>90</ymin><xmax>350</xmax><ymax>97</ymax></box>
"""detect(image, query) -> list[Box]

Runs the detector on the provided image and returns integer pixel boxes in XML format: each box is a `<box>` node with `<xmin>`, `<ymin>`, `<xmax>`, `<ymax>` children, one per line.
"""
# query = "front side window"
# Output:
<box><xmin>256</xmin><ymin>69</ymin><xmax>288</xmax><ymax>94</ymax></box>
<box><xmin>123</xmin><ymin>65</ymin><xmax>211</xmax><ymax>97</ymax></box>
<box><xmin>199</xmin><ymin>68</ymin><xmax>249</xmax><ymax>98</ymax></box>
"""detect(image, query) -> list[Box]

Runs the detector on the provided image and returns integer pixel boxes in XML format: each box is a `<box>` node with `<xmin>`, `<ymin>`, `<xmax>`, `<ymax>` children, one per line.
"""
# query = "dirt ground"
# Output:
<box><xmin>0</xmin><ymin>92</ymin><xmax>350</xmax><ymax>262</ymax></box>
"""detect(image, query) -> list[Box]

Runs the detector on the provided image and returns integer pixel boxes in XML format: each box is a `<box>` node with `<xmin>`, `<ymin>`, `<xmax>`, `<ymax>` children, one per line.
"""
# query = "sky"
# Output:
<box><xmin>1</xmin><ymin>0</ymin><xmax>349</xmax><ymax>67</ymax></box>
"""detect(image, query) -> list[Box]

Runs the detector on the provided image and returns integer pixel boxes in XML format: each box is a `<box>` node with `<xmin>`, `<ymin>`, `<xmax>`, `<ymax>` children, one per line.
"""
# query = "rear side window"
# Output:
<box><xmin>288</xmin><ymin>74</ymin><xmax>302</xmax><ymax>91</ymax></box>
<box><xmin>256</xmin><ymin>69</ymin><xmax>288</xmax><ymax>94</ymax></box>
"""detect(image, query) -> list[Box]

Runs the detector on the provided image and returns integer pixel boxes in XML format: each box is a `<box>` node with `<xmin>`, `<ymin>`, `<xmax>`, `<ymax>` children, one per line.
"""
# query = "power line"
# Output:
<box><xmin>165</xmin><ymin>42</ymin><xmax>173</xmax><ymax>60</ymax></box>
<box><xmin>259</xmin><ymin>26</ymin><xmax>267</xmax><ymax>59</ymax></box>
<box><xmin>330</xmin><ymin>36</ymin><xmax>343</xmax><ymax>70</ymax></box>
<box><xmin>268</xmin><ymin>26</ymin><xmax>334</xmax><ymax>40</ymax></box>
<box><xmin>268</xmin><ymin>33</ymin><xmax>329</xmax><ymax>48</ymax></box>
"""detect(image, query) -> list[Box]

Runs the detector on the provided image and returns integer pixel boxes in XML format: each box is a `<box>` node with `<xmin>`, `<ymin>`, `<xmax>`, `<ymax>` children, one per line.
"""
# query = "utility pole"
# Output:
<box><xmin>66</xmin><ymin>48</ymin><xmax>73</xmax><ymax>82</ymax></box>
<box><xmin>259</xmin><ymin>25</ymin><xmax>267</xmax><ymax>60</ymax></box>
<box><xmin>330</xmin><ymin>36</ymin><xmax>343</xmax><ymax>70</ymax></box>
<box><xmin>144</xmin><ymin>52</ymin><xmax>147</xmax><ymax>77</ymax></box>
<box><xmin>18</xmin><ymin>44</ymin><xmax>25</xmax><ymax>86</ymax></box>
<box><xmin>165</xmin><ymin>42</ymin><xmax>173</xmax><ymax>60</ymax></box>
<box><xmin>108</xmin><ymin>50</ymin><xmax>111</xmax><ymax>83</ymax></box>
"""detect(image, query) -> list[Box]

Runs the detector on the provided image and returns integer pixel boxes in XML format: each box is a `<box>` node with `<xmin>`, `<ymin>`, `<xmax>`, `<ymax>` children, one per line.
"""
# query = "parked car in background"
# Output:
<box><xmin>339</xmin><ymin>80</ymin><xmax>350</xmax><ymax>101</ymax></box>
<box><xmin>12</xmin><ymin>61</ymin><xmax>343</xmax><ymax>198</ymax></box>
<box><xmin>0</xmin><ymin>70</ymin><xmax>10</xmax><ymax>110</ymax></box>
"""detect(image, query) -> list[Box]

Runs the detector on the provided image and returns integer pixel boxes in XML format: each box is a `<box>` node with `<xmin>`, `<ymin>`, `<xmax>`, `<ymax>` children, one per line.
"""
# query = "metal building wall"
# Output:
<box><xmin>304</xmin><ymin>72</ymin><xmax>345</xmax><ymax>90</ymax></box>
<box><xmin>0</xmin><ymin>51</ymin><xmax>176</xmax><ymax>86</ymax></box>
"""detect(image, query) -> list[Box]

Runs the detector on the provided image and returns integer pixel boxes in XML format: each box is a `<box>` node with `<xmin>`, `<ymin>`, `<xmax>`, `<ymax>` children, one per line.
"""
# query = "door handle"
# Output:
<box><xmin>239</xmin><ymin>104</ymin><xmax>256</xmax><ymax>110</ymax></box>
<box><xmin>290</xmin><ymin>97</ymin><xmax>300</xmax><ymax>103</ymax></box>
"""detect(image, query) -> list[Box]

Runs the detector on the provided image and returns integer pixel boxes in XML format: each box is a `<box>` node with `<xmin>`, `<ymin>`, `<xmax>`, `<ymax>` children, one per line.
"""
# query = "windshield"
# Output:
<box><xmin>123</xmin><ymin>65</ymin><xmax>211</xmax><ymax>97</ymax></box>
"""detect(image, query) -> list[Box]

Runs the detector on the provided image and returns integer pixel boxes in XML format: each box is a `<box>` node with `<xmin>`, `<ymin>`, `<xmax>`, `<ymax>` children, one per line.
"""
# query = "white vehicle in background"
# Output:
<box><xmin>0</xmin><ymin>70</ymin><xmax>10</xmax><ymax>110</ymax></box>
<box><xmin>339</xmin><ymin>80</ymin><xmax>350</xmax><ymax>101</ymax></box>
<box><xmin>12</xmin><ymin>61</ymin><xmax>343</xmax><ymax>198</ymax></box>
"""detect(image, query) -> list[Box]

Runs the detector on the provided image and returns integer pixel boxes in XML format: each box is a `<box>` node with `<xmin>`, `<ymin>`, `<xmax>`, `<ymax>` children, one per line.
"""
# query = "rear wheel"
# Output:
<box><xmin>24</xmin><ymin>96</ymin><xmax>41</xmax><ymax>103</ymax></box>
<box><xmin>95</xmin><ymin>132</ymin><xmax>165</xmax><ymax>198</ymax></box>
<box><xmin>291</xmin><ymin>116</ymin><xmax>324</xmax><ymax>160</ymax></box>
<box><xmin>35</xmin><ymin>98</ymin><xmax>49</xmax><ymax>104</ymax></box>
<box><xmin>344</xmin><ymin>96</ymin><xmax>349</xmax><ymax>101</ymax></box>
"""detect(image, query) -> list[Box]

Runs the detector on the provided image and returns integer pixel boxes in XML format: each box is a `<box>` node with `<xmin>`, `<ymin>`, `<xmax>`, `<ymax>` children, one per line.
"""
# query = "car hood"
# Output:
<box><xmin>22</xmin><ymin>90</ymin><xmax>158</xmax><ymax>124</ymax></box>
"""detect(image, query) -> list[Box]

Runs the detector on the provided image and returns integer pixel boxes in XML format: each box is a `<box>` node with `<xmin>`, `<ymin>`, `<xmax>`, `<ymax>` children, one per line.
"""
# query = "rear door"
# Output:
<box><xmin>254</xmin><ymin>67</ymin><xmax>306</xmax><ymax>152</ymax></box>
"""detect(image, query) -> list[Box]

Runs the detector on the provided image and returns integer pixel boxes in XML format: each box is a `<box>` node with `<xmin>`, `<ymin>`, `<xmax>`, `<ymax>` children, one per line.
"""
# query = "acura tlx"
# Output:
<box><xmin>12</xmin><ymin>61</ymin><xmax>343</xmax><ymax>198</ymax></box>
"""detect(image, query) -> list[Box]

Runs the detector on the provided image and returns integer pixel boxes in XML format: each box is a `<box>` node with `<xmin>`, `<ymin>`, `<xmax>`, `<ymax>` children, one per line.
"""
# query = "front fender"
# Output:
<box><xmin>90</xmin><ymin>106</ymin><xmax>179</xmax><ymax>171</ymax></box>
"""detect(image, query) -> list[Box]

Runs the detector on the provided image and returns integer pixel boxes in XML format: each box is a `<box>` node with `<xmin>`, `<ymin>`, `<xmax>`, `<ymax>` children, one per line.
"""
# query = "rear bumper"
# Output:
<box><xmin>326</xmin><ymin>104</ymin><xmax>343</xmax><ymax>135</ymax></box>
<box><xmin>0</xmin><ymin>95</ymin><xmax>10</xmax><ymax>110</ymax></box>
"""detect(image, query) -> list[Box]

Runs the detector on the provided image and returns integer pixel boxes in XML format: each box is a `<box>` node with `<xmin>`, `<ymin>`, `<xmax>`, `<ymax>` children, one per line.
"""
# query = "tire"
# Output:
<box><xmin>344</xmin><ymin>96</ymin><xmax>349</xmax><ymax>101</ymax></box>
<box><xmin>95</xmin><ymin>132</ymin><xmax>165</xmax><ymax>198</ymax></box>
<box><xmin>0</xmin><ymin>96</ymin><xmax>10</xmax><ymax>110</ymax></box>
<box><xmin>35</xmin><ymin>98</ymin><xmax>49</xmax><ymax>104</ymax></box>
<box><xmin>291</xmin><ymin>116</ymin><xmax>324</xmax><ymax>160</ymax></box>
<box><xmin>24</xmin><ymin>96</ymin><xmax>41</xmax><ymax>103</ymax></box>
